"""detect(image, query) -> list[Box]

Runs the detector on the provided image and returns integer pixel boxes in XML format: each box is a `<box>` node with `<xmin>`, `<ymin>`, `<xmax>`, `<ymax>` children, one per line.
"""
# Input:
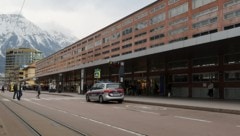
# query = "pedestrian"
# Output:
<box><xmin>36</xmin><ymin>84</ymin><xmax>41</xmax><ymax>99</ymax></box>
<box><xmin>208</xmin><ymin>81</ymin><xmax>214</xmax><ymax>98</ymax></box>
<box><xmin>13</xmin><ymin>83</ymin><xmax>18</xmax><ymax>99</ymax></box>
<box><xmin>167</xmin><ymin>83</ymin><xmax>172</xmax><ymax>97</ymax></box>
<box><xmin>17</xmin><ymin>83</ymin><xmax>23</xmax><ymax>100</ymax></box>
<box><xmin>1</xmin><ymin>85</ymin><xmax>4</xmax><ymax>93</ymax></box>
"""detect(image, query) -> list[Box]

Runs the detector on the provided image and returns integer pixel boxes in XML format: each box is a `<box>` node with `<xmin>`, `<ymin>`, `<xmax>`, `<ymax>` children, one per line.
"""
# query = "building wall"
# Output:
<box><xmin>36</xmin><ymin>0</ymin><xmax>240</xmax><ymax>99</ymax></box>
<box><xmin>36</xmin><ymin>0</ymin><xmax>240</xmax><ymax>76</ymax></box>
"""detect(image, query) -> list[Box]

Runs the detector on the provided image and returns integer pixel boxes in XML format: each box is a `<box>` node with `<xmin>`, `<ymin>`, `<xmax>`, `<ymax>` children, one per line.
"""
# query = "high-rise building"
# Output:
<box><xmin>5</xmin><ymin>48</ymin><xmax>42</xmax><ymax>82</ymax></box>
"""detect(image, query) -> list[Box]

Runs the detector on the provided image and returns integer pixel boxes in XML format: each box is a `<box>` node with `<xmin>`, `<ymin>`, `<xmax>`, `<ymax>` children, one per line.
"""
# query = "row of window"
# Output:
<box><xmin>171</xmin><ymin>71</ymin><xmax>240</xmax><ymax>83</ymax></box>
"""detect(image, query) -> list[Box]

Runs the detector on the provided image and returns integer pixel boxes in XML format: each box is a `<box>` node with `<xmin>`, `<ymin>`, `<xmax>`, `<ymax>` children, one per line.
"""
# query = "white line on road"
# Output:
<box><xmin>27</xmin><ymin>101</ymin><xmax>147</xmax><ymax>136</ymax></box>
<box><xmin>237</xmin><ymin>125</ymin><xmax>240</xmax><ymax>128</ymax></box>
<box><xmin>174</xmin><ymin>116</ymin><xmax>212</xmax><ymax>123</ymax></box>
<box><xmin>1</xmin><ymin>98</ymin><xmax>10</xmax><ymax>101</ymax></box>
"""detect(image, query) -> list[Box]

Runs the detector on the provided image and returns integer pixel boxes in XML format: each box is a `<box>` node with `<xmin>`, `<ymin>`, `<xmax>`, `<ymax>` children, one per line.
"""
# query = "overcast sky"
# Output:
<box><xmin>0</xmin><ymin>0</ymin><xmax>156</xmax><ymax>39</ymax></box>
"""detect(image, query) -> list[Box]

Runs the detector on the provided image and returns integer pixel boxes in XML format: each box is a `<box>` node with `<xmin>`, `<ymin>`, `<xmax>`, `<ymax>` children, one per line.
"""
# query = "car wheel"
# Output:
<box><xmin>86</xmin><ymin>95</ymin><xmax>90</xmax><ymax>102</ymax></box>
<box><xmin>99</xmin><ymin>96</ymin><xmax>104</xmax><ymax>103</ymax></box>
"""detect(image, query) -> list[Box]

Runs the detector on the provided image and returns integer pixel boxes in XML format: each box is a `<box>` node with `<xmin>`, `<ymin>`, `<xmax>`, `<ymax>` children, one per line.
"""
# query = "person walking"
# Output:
<box><xmin>13</xmin><ymin>83</ymin><xmax>18</xmax><ymax>99</ymax></box>
<box><xmin>1</xmin><ymin>85</ymin><xmax>4</xmax><ymax>93</ymax></box>
<box><xmin>36</xmin><ymin>84</ymin><xmax>41</xmax><ymax>99</ymax></box>
<box><xmin>208</xmin><ymin>81</ymin><xmax>214</xmax><ymax>98</ymax></box>
<box><xmin>17</xmin><ymin>83</ymin><xmax>23</xmax><ymax>100</ymax></box>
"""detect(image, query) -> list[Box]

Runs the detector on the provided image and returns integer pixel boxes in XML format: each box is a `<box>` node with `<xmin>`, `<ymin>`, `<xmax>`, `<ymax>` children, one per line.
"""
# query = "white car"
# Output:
<box><xmin>86</xmin><ymin>82</ymin><xmax>124</xmax><ymax>103</ymax></box>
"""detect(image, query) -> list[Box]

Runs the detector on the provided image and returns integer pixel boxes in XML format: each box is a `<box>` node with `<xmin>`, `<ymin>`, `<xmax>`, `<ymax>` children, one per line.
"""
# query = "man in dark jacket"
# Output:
<box><xmin>13</xmin><ymin>83</ymin><xmax>18</xmax><ymax>99</ymax></box>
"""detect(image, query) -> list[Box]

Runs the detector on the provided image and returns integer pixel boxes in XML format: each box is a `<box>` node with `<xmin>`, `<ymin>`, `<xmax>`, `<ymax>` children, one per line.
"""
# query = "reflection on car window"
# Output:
<box><xmin>107</xmin><ymin>84</ymin><xmax>122</xmax><ymax>89</ymax></box>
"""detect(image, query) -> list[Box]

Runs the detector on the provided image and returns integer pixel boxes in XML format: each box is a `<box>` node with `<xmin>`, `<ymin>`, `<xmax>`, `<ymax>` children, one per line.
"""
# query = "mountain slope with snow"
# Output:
<box><xmin>0</xmin><ymin>14</ymin><xmax>78</xmax><ymax>74</ymax></box>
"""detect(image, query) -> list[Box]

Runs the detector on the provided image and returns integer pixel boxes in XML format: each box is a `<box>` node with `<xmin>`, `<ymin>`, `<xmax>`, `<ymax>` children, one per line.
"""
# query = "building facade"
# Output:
<box><xmin>36</xmin><ymin>0</ymin><xmax>240</xmax><ymax>99</ymax></box>
<box><xmin>5</xmin><ymin>48</ymin><xmax>42</xmax><ymax>83</ymax></box>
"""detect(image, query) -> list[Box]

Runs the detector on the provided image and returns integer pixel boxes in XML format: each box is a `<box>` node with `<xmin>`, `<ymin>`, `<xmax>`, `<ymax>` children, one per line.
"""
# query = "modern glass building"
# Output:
<box><xmin>36</xmin><ymin>0</ymin><xmax>240</xmax><ymax>99</ymax></box>
<box><xmin>5</xmin><ymin>48</ymin><xmax>42</xmax><ymax>82</ymax></box>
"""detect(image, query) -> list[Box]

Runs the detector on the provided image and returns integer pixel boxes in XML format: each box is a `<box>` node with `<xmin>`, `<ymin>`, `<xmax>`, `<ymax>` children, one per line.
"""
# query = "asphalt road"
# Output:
<box><xmin>1</xmin><ymin>91</ymin><xmax>240</xmax><ymax>136</ymax></box>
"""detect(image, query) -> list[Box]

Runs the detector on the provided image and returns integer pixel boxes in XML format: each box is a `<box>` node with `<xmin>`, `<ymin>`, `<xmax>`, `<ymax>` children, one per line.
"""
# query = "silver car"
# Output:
<box><xmin>86</xmin><ymin>82</ymin><xmax>124</xmax><ymax>103</ymax></box>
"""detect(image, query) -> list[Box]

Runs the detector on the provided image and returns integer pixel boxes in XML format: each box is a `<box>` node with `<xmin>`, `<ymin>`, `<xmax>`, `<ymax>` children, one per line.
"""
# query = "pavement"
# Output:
<box><xmin>32</xmin><ymin>91</ymin><xmax>240</xmax><ymax>115</ymax></box>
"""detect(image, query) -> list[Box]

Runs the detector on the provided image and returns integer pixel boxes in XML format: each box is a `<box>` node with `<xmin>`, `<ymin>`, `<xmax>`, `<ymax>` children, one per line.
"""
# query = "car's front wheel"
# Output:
<box><xmin>99</xmin><ymin>96</ymin><xmax>104</xmax><ymax>103</ymax></box>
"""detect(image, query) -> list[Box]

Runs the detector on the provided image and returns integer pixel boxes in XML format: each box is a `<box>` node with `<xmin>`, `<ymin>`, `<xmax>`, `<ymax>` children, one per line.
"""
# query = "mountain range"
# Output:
<box><xmin>0</xmin><ymin>14</ymin><xmax>78</xmax><ymax>74</ymax></box>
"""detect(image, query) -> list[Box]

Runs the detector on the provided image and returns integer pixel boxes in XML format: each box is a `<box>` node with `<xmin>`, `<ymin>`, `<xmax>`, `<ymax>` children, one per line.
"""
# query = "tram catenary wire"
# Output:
<box><xmin>0</xmin><ymin>95</ymin><xmax>88</xmax><ymax>136</ymax></box>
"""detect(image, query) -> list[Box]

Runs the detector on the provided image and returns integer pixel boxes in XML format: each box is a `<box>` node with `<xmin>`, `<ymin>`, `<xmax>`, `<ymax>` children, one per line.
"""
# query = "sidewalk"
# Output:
<box><xmin>35</xmin><ymin>91</ymin><xmax>240</xmax><ymax>115</ymax></box>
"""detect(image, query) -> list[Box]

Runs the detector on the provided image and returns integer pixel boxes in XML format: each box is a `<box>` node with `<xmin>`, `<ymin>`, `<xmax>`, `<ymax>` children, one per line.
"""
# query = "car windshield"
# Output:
<box><xmin>106</xmin><ymin>83</ymin><xmax>122</xmax><ymax>89</ymax></box>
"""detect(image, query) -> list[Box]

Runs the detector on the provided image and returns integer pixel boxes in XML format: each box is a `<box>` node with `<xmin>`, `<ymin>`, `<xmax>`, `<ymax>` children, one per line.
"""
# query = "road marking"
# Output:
<box><xmin>1</xmin><ymin>98</ymin><xmax>10</xmax><ymax>101</ymax></box>
<box><xmin>174</xmin><ymin>116</ymin><xmax>212</xmax><ymax>123</ymax></box>
<box><xmin>237</xmin><ymin>125</ymin><xmax>240</xmax><ymax>128</ymax></box>
<box><xmin>28</xmin><ymin>101</ymin><xmax>147</xmax><ymax>136</ymax></box>
<box><xmin>126</xmin><ymin>105</ymin><xmax>167</xmax><ymax>110</ymax></box>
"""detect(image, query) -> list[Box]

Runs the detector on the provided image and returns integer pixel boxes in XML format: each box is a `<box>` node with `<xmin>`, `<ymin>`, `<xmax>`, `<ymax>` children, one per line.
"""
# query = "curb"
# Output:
<box><xmin>124</xmin><ymin>100</ymin><xmax>240</xmax><ymax>115</ymax></box>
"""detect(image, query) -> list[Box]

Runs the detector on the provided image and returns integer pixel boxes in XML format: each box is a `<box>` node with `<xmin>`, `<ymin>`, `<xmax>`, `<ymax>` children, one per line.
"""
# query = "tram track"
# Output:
<box><xmin>0</xmin><ymin>95</ymin><xmax>88</xmax><ymax>136</ymax></box>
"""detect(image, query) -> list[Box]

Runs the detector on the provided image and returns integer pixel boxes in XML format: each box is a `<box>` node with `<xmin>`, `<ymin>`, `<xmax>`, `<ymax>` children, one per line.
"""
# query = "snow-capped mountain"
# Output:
<box><xmin>0</xmin><ymin>14</ymin><xmax>78</xmax><ymax>74</ymax></box>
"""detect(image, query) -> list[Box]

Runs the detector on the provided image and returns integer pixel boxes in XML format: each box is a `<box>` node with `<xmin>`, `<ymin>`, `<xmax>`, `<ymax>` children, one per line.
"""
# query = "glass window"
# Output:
<box><xmin>225</xmin><ymin>71</ymin><xmax>240</xmax><ymax>81</ymax></box>
<box><xmin>172</xmin><ymin>74</ymin><xmax>188</xmax><ymax>82</ymax></box>
<box><xmin>224</xmin><ymin>53</ymin><xmax>240</xmax><ymax>64</ymax></box>
<box><xmin>168</xmin><ymin>60</ymin><xmax>188</xmax><ymax>70</ymax></box>
<box><xmin>224</xmin><ymin>0</ymin><xmax>240</xmax><ymax>8</ymax></box>
<box><xmin>169</xmin><ymin>17</ymin><xmax>188</xmax><ymax>26</ymax></box>
<box><xmin>192</xmin><ymin>72</ymin><xmax>218</xmax><ymax>82</ymax></box>
<box><xmin>150</xmin><ymin>3</ymin><xmax>166</xmax><ymax>13</ymax></box>
<box><xmin>169</xmin><ymin>26</ymin><xmax>188</xmax><ymax>35</ymax></box>
<box><xmin>192</xmin><ymin>17</ymin><xmax>218</xmax><ymax>29</ymax></box>
<box><xmin>135</xmin><ymin>20</ymin><xmax>148</xmax><ymax>30</ymax></box>
<box><xmin>192</xmin><ymin>0</ymin><xmax>216</xmax><ymax>9</ymax></box>
<box><xmin>192</xmin><ymin>57</ymin><xmax>218</xmax><ymax>67</ymax></box>
<box><xmin>224</xmin><ymin>9</ymin><xmax>240</xmax><ymax>20</ymax></box>
<box><xmin>168</xmin><ymin>0</ymin><xmax>180</xmax><ymax>5</ymax></box>
<box><xmin>192</xmin><ymin>7</ymin><xmax>218</xmax><ymax>19</ymax></box>
<box><xmin>150</xmin><ymin>13</ymin><xmax>166</xmax><ymax>24</ymax></box>
<box><xmin>169</xmin><ymin>2</ymin><xmax>188</xmax><ymax>18</ymax></box>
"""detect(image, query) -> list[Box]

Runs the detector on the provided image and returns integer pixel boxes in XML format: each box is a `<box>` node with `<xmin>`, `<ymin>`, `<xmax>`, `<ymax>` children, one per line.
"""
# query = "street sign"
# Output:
<box><xmin>94</xmin><ymin>69</ymin><xmax>101</xmax><ymax>79</ymax></box>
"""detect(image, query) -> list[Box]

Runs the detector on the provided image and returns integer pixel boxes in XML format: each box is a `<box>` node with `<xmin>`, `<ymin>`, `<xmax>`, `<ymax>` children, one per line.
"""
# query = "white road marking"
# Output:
<box><xmin>174</xmin><ymin>116</ymin><xmax>212</xmax><ymax>123</ymax></box>
<box><xmin>237</xmin><ymin>125</ymin><xmax>240</xmax><ymax>128</ymax></box>
<box><xmin>138</xmin><ymin>110</ymin><xmax>159</xmax><ymax>115</ymax></box>
<box><xmin>126</xmin><ymin>105</ymin><xmax>167</xmax><ymax>110</ymax></box>
<box><xmin>27</xmin><ymin>100</ymin><xmax>147</xmax><ymax>136</ymax></box>
<box><xmin>1</xmin><ymin>98</ymin><xmax>10</xmax><ymax>101</ymax></box>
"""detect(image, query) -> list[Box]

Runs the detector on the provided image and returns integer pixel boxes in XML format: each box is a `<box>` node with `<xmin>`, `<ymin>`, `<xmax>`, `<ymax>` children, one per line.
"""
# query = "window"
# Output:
<box><xmin>168</xmin><ymin>0</ymin><xmax>180</xmax><ymax>5</ymax></box>
<box><xmin>224</xmin><ymin>0</ymin><xmax>240</xmax><ymax>8</ymax></box>
<box><xmin>192</xmin><ymin>7</ymin><xmax>218</xmax><ymax>19</ymax></box>
<box><xmin>192</xmin><ymin>57</ymin><xmax>218</xmax><ymax>67</ymax></box>
<box><xmin>168</xmin><ymin>60</ymin><xmax>188</xmax><ymax>70</ymax></box>
<box><xmin>169</xmin><ymin>17</ymin><xmax>188</xmax><ymax>26</ymax></box>
<box><xmin>192</xmin><ymin>0</ymin><xmax>216</xmax><ymax>9</ymax></box>
<box><xmin>135</xmin><ymin>32</ymin><xmax>147</xmax><ymax>38</ymax></box>
<box><xmin>150</xmin><ymin>34</ymin><xmax>165</xmax><ymax>41</ymax></box>
<box><xmin>111</xmin><ymin>47</ymin><xmax>120</xmax><ymax>52</ymax></box>
<box><xmin>150</xmin><ymin>25</ymin><xmax>165</xmax><ymax>33</ymax></box>
<box><xmin>150</xmin><ymin>13</ymin><xmax>166</xmax><ymax>24</ymax></box>
<box><xmin>122</xmin><ymin>43</ymin><xmax>132</xmax><ymax>49</ymax></box>
<box><xmin>224</xmin><ymin>53</ymin><xmax>240</xmax><ymax>64</ymax></box>
<box><xmin>225</xmin><ymin>71</ymin><xmax>240</xmax><ymax>81</ymax></box>
<box><xmin>150</xmin><ymin>43</ymin><xmax>164</xmax><ymax>48</ymax></box>
<box><xmin>134</xmin><ymin>47</ymin><xmax>146</xmax><ymax>52</ymax></box>
<box><xmin>172</xmin><ymin>74</ymin><xmax>188</xmax><ymax>82</ymax></box>
<box><xmin>135</xmin><ymin>39</ymin><xmax>147</xmax><ymax>46</ymax></box>
<box><xmin>135</xmin><ymin>20</ymin><xmax>148</xmax><ymax>30</ymax></box>
<box><xmin>122</xmin><ymin>51</ymin><xmax>132</xmax><ymax>55</ymax></box>
<box><xmin>150</xmin><ymin>3</ymin><xmax>166</xmax><ymax>13</ymax></box>
<box><xmin>192</xmin><ymin>17</ymin><xmax>218</xmax><ymax>29</ymax></box>
<box><xmin>224</xmin><ymin>9</ymin><xmax>240</xmax><ymax>20</ymax></box>
<box><xmin>122</xmin><ymin>27</ymin><xmax>132</xmax><ymax>36</ymax></box>
<box><xmin>168</xmin><ymin>2</ymin><xmax>188</xmax><ymax>18</ymax></box>
<box><xmin>192</xmin><ymin>72</ymin><xmax>218</xmax><ymax>82</ymax></box>
<box><xmin>169</xmin><ymin>26</ymin><xmax>188</xmax><ymax>35</ymax></box>
<box><xmin>169</xmin><ymin>37</ymin><xmax>188</xmax><ymax>43</ymax></box>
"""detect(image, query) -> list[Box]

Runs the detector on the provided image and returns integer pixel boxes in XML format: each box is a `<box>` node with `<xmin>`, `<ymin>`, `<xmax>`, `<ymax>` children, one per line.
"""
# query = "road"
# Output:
<box><xmin>0</xmin><ymin>91</ymin><xmax>240</xmax><ymax>136</ymax></box>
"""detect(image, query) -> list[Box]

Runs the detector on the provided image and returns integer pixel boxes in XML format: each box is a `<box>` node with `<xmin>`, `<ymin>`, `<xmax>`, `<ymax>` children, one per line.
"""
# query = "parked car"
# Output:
<box><xmin>85</xmin><ymin>82</ymin><xmax>124</xmax><ymax>103</ymax></box>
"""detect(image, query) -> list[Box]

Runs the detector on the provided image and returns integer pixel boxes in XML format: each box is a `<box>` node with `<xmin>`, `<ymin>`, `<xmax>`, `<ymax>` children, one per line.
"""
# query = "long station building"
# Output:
<box><xmin>36</xmin><ymin>0</ymin><xmax>240</xmax><ymax>99</ymax></box>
